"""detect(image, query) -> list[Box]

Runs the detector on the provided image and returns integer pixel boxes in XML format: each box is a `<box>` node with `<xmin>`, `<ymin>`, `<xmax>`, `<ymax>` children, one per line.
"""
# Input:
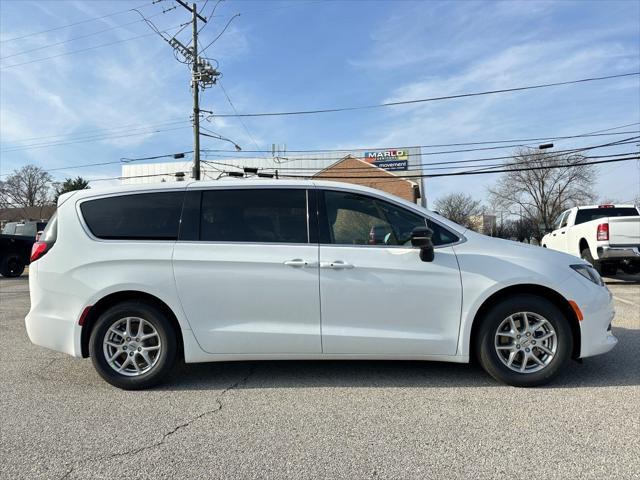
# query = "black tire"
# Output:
<box><xmin>475</xmin><ymin>294</ymin><xmax>573</xmax><ymax>387</ymax></box>
<box><xmin>0</xmin><ymin>254</ymin><xmax>25</xmax><ymax>277</ymax></box>
<box><xmin>580</xmin><ymin>247</ymin><xmax>601</xmax><ymax>273</ymax></box>
<box><xmin>89</xmin><ymin>301</ymin><xmax>177</xmax><ymax>390</ymax></box>
<box><xmin>621</xmin><ymin>262</ymin><xmax>640</xmax><ymax>275</ymax></box>
<box><xmin>600</xmin><ymin>263</ymin><xmax>618</xmax><ymax>277</ymax></box>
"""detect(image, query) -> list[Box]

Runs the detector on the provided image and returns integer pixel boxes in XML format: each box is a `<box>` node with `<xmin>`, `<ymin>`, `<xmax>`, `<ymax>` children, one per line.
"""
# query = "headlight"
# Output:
<box><xmin>571</xmin><ymin>264</ymin><xmax>604</xmax><ymax>286</ymax></box>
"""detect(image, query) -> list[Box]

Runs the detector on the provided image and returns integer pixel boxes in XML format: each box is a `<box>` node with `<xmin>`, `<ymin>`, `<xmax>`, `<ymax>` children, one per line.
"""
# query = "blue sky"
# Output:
<box><xmin>1</xmin><ymin>0</ymin><xmax>639</xmax><ymax>206</ymax></box>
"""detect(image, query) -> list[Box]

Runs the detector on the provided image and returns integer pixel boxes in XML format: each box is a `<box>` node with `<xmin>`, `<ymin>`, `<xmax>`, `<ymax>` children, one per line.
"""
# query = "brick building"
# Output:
<box><xmin>313</xmin><ymin>155</ymin><xmax>420</xmax><ymax>203</ymax></box>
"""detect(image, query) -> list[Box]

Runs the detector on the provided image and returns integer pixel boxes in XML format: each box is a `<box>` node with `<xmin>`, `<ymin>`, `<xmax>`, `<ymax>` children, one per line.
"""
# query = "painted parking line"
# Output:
<box><xmin>613</xmin><ymin>295</ymin><xmax>638</xmax><ymax>306</ymax></box>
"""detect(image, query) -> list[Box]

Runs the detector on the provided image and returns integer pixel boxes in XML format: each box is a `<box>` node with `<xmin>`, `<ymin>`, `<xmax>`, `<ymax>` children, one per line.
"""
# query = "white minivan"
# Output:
<box><xmin>26</xmin><ymin>180</ymin><xmax>616</xmax><ymax>389</ymax></box>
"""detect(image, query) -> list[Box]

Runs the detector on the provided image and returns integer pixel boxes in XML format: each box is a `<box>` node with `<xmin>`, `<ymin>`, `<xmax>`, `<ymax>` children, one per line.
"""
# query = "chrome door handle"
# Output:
<box><xmin>320</xmin><ymin>260</ymin><xmax>355</xmax><ymax>270</ymax></box>
<box><xmin>284</xmin><ymin>259</ymin><xmax>318</xmax><ymax>268</ymax></box>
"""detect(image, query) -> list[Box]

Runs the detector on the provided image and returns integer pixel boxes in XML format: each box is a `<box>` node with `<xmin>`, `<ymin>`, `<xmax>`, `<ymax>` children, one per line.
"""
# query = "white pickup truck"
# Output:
<box><xmin>541</xmin><ymin>204</ymin><xmax>640</xmax><ymax>276</ymax></box>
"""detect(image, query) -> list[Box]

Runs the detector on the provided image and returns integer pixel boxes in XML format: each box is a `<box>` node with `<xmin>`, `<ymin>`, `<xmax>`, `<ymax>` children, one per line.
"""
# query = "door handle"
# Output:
<box><xmin>284</xmin><ymin>259</ymin><xmax>318</xmax><ymax>268</ymax></box>
<box><xmin>561</xmin><ymin>231</ymin><xmax>565</xmax><ymax>234</ymax></box>
<box><xmin>320</xmin><ymin>260</ymin><xmax>355</xmax><ymax>270</ymax></box>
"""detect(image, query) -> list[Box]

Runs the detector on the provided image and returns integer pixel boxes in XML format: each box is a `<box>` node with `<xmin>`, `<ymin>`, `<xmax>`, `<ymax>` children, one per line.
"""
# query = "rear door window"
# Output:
<box><xmin>80</xmin><ymin>191</ymin><xmax>185</xmax><ymax>240</ymax></box>
<box><xmin>199</xmin><ymin>189</ymin><xmax>308</xmax><ymax>243</ymax></box>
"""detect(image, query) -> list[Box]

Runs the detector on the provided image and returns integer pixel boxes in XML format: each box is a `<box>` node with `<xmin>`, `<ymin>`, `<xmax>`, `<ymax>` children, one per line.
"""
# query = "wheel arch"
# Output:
<box><xmin>468</xmin><ymin>284</ymin><xmax>581</xmax><ymax>361</ymax></box>
<box><xmin>80</xmin><ymin>290</ymin><xmax>184</xmax><ymax>359</ymax></box>
<box><xmin>579</xmin><ymin>238</ymin><xmax>589</xmax><ymax>254</ymax></box>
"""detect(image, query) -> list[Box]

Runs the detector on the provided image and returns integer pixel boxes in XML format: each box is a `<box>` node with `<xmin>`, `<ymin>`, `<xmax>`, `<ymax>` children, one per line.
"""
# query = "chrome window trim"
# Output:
<box><xmin>75</xmin><ymin>183</ymin><xmax>466</xmax><ymax>248</ymax></box>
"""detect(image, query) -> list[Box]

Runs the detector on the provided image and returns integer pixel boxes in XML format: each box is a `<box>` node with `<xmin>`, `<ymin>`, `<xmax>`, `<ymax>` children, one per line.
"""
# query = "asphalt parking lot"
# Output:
<box><xmin>1</xmin><ymin>274</ymin><xmax>638</xmax><ymax>480</ymax></box>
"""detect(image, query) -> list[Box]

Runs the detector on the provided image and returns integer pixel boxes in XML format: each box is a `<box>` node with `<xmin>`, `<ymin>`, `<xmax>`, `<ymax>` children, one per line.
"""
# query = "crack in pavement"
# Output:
<box><xmin>59</xmin><ymin>365</ymin><xmax>255</xmax><ymax>480</ymax></box>
<box><xmin>28</xmin><ymin>356</ymin><xmax>67</xmax><ymax>382</ymax></box>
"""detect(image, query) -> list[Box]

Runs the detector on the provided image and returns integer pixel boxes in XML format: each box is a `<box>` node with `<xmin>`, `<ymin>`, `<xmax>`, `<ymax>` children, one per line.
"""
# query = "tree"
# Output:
<box><xmin>54</xmin><ymin>176</ymin><xmax>89</xmax><ymax>201</ymax></box>
<box><xmin>488</xmin><ymin>149</ymin><xmax>596</xmax><ymax>241</ymax></box>
<box><xmin>433</xmin><ymin>192</ymin><xmax>484</xmax><ymax>228</ymax></box>
<box><xmin>492</xmin><ymin>217</ymin><xmax>539</xmax><ymax>242</ymax></box>
<box><xmin>0</xmin><ymin>165</ymin><xmax>52</xmax><ymax>211</ymax></box>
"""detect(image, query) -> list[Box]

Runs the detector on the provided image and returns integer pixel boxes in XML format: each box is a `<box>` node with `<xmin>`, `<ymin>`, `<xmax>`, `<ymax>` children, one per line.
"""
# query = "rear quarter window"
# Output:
<box><xmin>80</xmin><ymin>191</ymin><xmax>185</xmax><ymax>240</ymax></box>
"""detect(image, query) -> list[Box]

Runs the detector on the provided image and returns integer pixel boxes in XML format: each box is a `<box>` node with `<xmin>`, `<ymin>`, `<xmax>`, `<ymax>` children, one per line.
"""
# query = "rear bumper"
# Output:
<box><xmin>25</xmin><ymin>311</ymin><xmax>82</xmax><ymax>357</ymax></box>
<box><xmin>25</xmin><ymin>266</ymin><xmax>83</xmax><ymax>357</ymax></box>
<box><xmin>597</xmin><ymin>245</ymin><xmax>640</xmax><ymax>261</ymax></box>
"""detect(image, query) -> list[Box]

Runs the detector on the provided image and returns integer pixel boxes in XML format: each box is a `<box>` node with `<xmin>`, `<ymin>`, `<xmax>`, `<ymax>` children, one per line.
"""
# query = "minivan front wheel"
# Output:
<box><xmin>475</xmin><ymin>295</ymin><xmax>572</xmax><ymax>387</ymax></box>
<box><xmin>89</xmin><ymin>301</ymin><xmax>177</xmax><ymax>390</ymax></box>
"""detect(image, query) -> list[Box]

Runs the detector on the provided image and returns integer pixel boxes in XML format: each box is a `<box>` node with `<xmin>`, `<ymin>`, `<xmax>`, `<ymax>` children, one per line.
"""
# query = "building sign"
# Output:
<box><xmin>362</xmin><ymin>149</ymin><xmax>409</xmax><ymax>171</ymax></box>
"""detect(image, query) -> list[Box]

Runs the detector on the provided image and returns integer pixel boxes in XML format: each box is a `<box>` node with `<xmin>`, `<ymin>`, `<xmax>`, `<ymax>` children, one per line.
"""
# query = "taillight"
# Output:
<box><xmin>30</xmin><ymin>241</ymin><xmax>50</xmax><ymax>262</ymax></box>
<box><xmin>596</xmin><ymin>223</ymin><xmax>609</xmax><ymax>241</ymax></box>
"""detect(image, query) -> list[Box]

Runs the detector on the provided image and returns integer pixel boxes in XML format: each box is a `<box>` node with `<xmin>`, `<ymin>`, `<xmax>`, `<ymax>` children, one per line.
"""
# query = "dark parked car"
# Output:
<box><xmin>0</xmin><ymin>221</ymin><xmax>47</xmax><ymax>277</ymax></box>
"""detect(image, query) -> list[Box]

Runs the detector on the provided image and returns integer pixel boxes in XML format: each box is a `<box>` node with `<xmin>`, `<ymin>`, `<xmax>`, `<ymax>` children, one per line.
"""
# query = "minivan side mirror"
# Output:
<box><xmin>411</xmin><ymin>227</ymin><xmax>435</xmax><ymax>262</ymax></box>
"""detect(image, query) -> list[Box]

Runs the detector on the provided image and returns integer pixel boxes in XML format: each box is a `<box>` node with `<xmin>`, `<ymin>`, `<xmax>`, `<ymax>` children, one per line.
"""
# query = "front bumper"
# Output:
<box><xmin>575</xmin><ymin>281</ymin><xmax>617</xmax><ymax>358</ymax></box>
<box><xmin>597</xmin><ymin>245</ymin><xmax>640</xmax><ymax>261</ymax></box>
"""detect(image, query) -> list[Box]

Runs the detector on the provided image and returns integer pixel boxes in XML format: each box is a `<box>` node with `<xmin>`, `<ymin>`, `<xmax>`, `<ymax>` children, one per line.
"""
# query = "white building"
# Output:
<box><xmin>122</xmin><ymin>146</ymin><xmax>429</xmax><ymax>206</ymax></box>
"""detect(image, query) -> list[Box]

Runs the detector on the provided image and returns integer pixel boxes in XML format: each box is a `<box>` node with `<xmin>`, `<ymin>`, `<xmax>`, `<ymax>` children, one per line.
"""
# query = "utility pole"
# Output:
<box><xmin>191</xmin><ymin>3</ymin><xmax>201</xmax><ymax>180</ymax></box>
<box><xmin>171</xmin><ymin>1</ymin><xmax>218</xmax><ymax>181</ymax></box>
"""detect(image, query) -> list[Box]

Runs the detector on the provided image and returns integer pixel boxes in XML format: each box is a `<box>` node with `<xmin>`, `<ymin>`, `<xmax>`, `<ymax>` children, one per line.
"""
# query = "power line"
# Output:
<box><xmin>3</xmin><ymin>120</ymin><xmax>634</xmax><ymax>155</ymax></box>
<box><xmin>1</xmin><ymin>126</ymin><xmax>191</xmax><ymax>153</ymax></box>
<box><xmin>217</xmin><ymin>80</ymin><xmax>263</xmax><ymax>152</ymax></box>
<box><xmin>276</xmin><ymin>155</ymin><xmax>640</xmax><ymax>180</ymax></box>
<box><xmin>120</xmin><ymin>151</ymin><xmax>194</xmax><ymax>163</ymax></box>
<box><xmin>268</xmin><ymin>138</ymin><xmax>640</xmax><ymax>171</ymax></box>
<box><xmin>199</xmin><ymin>13</ymin><xmax>241</xmax><ymax>56</ymax></box>
<box><xmin>0</xmin><ymin>1</ymin><xmax>156</xmax><ymax>43</ymax></box>
<box><xmin>204</xmin><ymin>138</ymin><xmax>639</xmax><ymax>174</ymax></box>
<box><xmin>2</xmin><ymin>118</ymin><xmax>191</xmax><ymax>145</ymax></box>
<box><xmin>0</xmin><ymin>10</ymin><xmax>168</xmax><ymax>60</ymax></box>
<box><xmin>199</xmin><ymin>122</ymin><xmax>640</xmax><ymax>154</ymax></box>
<box><xmin>200</xmin><ymin>72</ymin><xmax>640</xmax><ymax>118</ymax></box>
<box><xmin>87</xmin><ymin>170</ymin><xmax>188</xmax><ymax>183</ymax></box>
<box><xmin>24</xmin><ymin>153</ymin><xmax>637</xmax><ymax>186</ymax></box>
<box><xmin>199</xmin><ymin>133</ymin><xmax>640</xmax><ymax>166</ymax></box>
<box><xmin>0</xmin><ymin>151</ymin><xmax>194</xmax><ymax>178</ymax></box>
<box><xmin>0</xmin><ymin>24</ymin><xmax>187</xmax><ymax>70</ymax></box>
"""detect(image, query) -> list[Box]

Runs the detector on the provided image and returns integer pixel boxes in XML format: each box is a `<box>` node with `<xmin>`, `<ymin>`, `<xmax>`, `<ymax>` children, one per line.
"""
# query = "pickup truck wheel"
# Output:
<box><xmin>0</xmin><ymin>254</ymin><xmax>25</xmax><ymax>277</ymax></box>
<box><xmin>580</xmin><ymin>248</ymin><xmax>599</xmax><ymax>270</ymax></box>
<box><xmin>475</xmin><ymin>294</ymin><xmax>572</xmax><ymax>387</ymax></box>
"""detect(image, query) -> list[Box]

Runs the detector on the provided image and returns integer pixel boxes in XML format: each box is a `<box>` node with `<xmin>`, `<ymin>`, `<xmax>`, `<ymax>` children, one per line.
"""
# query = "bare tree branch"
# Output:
<box><xmin>488</xmin><ymin>148</ymin><xmax>596</xmax><ymax>241</ymax></box>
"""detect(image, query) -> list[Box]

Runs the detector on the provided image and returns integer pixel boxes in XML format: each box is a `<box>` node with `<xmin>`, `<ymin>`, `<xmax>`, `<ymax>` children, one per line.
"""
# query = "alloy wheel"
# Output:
<box><xmin>494</xmin><ymin>312</ymin><xmax>557</xmax><ymax>374</ymax></box>
<box><xmin>102</xmin><ymin>317</ymin><xmax>162</xmax><ymax>376</ymax></box>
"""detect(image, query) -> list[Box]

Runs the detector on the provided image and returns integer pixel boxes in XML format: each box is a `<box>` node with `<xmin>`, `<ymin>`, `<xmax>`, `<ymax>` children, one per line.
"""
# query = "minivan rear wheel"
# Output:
<box><xmin>89</xmin><ymin>301</ymin><xmax>177</xmax><ymax>390</ymax></box>
<box><xmin>475</xmin><ymin>295</ymin><xmax>572</xmax><ymax>387</ymax></box>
